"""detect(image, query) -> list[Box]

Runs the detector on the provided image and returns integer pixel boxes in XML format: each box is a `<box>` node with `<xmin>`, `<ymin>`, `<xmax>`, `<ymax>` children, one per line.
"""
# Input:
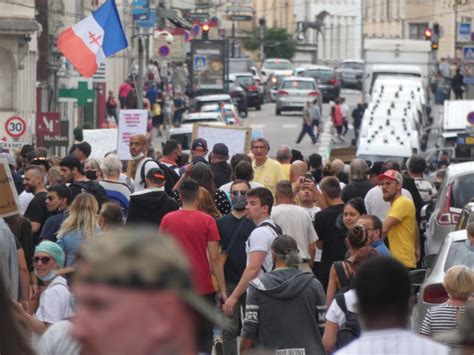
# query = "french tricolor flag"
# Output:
<box><xmin>57</xmin><ymin>0</ymin><xmax>128</xmax><ymax>78</ymax></box>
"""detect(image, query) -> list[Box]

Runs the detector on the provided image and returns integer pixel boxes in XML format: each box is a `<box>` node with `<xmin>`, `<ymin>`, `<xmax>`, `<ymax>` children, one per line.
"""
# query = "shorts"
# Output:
<box><xmin>152</xmin><ymin>115</ymin><xmax>164</xmax><ymax>126</ymax></box>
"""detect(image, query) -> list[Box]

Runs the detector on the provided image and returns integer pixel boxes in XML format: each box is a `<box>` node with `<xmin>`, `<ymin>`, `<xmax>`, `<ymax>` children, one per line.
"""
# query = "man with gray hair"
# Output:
<box><xmin>99</xmin><ymin>154</ymin><xmax>132</xmax><ymax>211</ymax></box>
<box><xmin>341</xmin><ymin>158</ymin><xmax>372</xmax><ymax>202</ymax></box>
<box><xmin>275</xmin><ymin>145</ymin><xmax>292</xmax><ymax>180</ymax></box>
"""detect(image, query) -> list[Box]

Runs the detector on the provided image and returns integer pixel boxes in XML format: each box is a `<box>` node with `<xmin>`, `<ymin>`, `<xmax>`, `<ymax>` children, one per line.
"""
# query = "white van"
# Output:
<box><xmin>440</xmin><ymin>100</ymin><xmax>474</xmax><ymax>147</ymax></box>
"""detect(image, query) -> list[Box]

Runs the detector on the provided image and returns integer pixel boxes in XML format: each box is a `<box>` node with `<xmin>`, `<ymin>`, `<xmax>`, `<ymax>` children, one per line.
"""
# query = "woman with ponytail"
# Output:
<box><xmin>326</xmin><ymin>222</ymin><xmax>371</xmax><ymax>307</ymax></box>
<box><xmin>240</xmin><ymin>235</ymin><xmax>327</xmax><ymax>354</ymax></box>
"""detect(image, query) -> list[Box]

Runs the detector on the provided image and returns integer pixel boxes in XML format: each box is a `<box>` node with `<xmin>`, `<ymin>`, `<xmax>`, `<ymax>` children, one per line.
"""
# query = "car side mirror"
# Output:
<box><xmin>421</xmin><ymin>254</ymin><xmax>436</xmax><ymax>269</ymax></box>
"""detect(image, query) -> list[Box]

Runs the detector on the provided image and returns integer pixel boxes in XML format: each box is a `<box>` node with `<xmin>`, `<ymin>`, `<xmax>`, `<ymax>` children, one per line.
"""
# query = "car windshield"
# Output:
<box><xmin>444</xmin><ymin>240</ymin><xmax>474</xmax><ymax>271</ymax></box>
<box><xmin>452</xmin><ymin>174</ymin><xmax>474</xmax><ymax>208</ymax></box>
<box><xmin>303</xmin><ymin>69</ymin><xmax>333</xmax><ymax>80</ymax></box>
<box><xmin>341</xmin><ymin>62</ymin><xmax>364</xmax><ymax>70</ymax></box>
<box><xmin>235</xmin><ymin>76</ymin><xmax>255</xmax><ymax>86</ymax></box>
<box><xmin>183</xmin><ymin>117</ymin><xmax>219</xmax><ymax>124</ymax></box>
<box><xmin>282</xmin><ymin>81</ymin><xmax>315</xmax><ymax>90</ymax></box>
<box><xmin>264</xmin><ymin>61</ymin><xmax>292</xmax><ymax>70</ymax></box>
<box><xmin>170</xmin><ymin>133</ymin><xmax>192</xmax><ymax>150</ymax></box>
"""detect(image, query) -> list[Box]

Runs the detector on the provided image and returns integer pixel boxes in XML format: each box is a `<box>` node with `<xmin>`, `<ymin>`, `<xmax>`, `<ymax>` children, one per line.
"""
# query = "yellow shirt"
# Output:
<box><xmin>281</xmin><ymin>163</ymin><xmax>291</xmax><ymax>181</ymax></box>
<box><xmin>252</xmin><ymin>158</ymin><xmax>286</xmax><ymax>194</ymax></box>
<box><xmin>387</xmin><ymin>195</ymin><xmax>417</xmax><ymax>268</ymax></box>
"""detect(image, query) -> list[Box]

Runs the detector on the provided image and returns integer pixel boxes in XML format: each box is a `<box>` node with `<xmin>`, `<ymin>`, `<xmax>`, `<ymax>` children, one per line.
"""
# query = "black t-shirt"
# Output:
<box><xmin>313</xmin><ymin>204</ymin><xmax>346</xmax><ymax>290</ymax></box>
<box><xmin>216</xmin><ymin>214</ymin><xmax>256</xmax><ymax>285</ymax></box>
<box><xmin>341</xmin><ymin>180</ymin><xmax>373</xmax><ymax>202</ymax></box>
<box><xmin>24</xmin><ymin>191</ymin><xmax>50</xmax><ymax>247</ymax></box>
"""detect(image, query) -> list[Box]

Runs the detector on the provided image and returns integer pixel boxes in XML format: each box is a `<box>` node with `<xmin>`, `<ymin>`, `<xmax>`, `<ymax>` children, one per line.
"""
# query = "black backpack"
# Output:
<box><xmin>139</xmin><ymin>158</ymin><xmax>179</xmax><ymax>196</ymax></box>
<box><xmin>335</xmin><ymin>292</ymin><xmax>361</xmax><ymax>350</ymax></box>
<box><xmin>70</xmin><ymin>180</ymin><xmax>108</xmax><ymax>208</ymax></box>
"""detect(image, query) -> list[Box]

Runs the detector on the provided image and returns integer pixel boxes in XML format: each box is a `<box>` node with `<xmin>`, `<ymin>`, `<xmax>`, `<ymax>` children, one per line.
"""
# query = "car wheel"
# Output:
<box><xmin>276</xmin><ymin>108</ymin><xmax>281</xmax><ymax>115</ymax></box>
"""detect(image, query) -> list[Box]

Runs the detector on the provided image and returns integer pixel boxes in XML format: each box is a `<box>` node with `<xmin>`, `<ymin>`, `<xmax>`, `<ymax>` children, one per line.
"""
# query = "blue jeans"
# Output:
<box><xmin>296</xmin><ymin>123</ymin><xmax>317</xmax><ymax>144</ymax></box>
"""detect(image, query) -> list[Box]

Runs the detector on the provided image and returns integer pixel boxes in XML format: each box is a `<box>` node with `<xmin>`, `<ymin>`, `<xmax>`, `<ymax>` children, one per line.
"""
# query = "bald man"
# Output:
<box><xmin>128</xmin><ymin>134</ymin><xmax>159</xmax><ymax>192</ymax></box>
<box><xmin>276</xmin><ymin>145</ymin><xmax>292</xmax><ymax>180</ymax></box>
<box><xmin>290</xmin><ymin>160</ymin><xmax>309</xmax><ymax>184</ymax></box>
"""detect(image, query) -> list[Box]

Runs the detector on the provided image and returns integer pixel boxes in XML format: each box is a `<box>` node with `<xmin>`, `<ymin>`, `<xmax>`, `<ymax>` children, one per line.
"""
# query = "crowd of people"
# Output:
<box><xmin>1</xmin><ymin>127</ymin><xmax>474</xmax><ymax>355</ymax></box>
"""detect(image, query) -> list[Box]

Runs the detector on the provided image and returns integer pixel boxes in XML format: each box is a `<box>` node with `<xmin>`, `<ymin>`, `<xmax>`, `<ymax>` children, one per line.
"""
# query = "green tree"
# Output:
<box><xmin>243</xmin><ymin>27</ymin><xmax>297</xmax><ymax>60</ymax></box>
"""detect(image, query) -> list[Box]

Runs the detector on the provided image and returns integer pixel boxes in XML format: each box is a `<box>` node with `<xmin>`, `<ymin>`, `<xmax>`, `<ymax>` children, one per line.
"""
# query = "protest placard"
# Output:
<box><xmin>192</xmin><ymin>124</ymin><xmax>252</xmax><ymax>159</ymax></box>
<box><xmin>117</xmin><ymin>110</ymin><xmax>148</xmax><ymax>160</ymax></box>
<box><xmin>0</xmin><ymin>158</ymin><xmax>20</xmax><ymax>218</ymax></box>
<box><xmin>83</xmin><ymin>129</ymin><xmax>118</xmax><ymax>159</ymax></box>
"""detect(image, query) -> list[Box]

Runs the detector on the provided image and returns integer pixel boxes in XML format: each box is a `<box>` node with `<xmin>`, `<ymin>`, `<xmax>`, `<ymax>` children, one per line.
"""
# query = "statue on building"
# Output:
<box><xmin>297</xmin><ymin>11</ymin><xmax>330</xmax><ymax>44</ymax></box>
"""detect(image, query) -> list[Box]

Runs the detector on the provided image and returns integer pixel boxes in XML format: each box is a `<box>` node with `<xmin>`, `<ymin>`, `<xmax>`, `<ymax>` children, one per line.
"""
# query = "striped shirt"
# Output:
<box><xmin>335</xmin><ymin>329</ymin><xmax>448</xmax><ymax>355</ymax></box>
<box><xmin>419</xmin><ymin>304</ymin><xmax>465</xmax><ymax>345</ymax></box>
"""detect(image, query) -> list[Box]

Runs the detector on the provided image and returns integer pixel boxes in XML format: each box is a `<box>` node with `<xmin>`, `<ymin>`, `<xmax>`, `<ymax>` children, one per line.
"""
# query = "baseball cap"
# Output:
<box><xmin>212</xmin><ymin>143</ymin><xmax>229</xmax><ymax>158</ymax></box>
<box><xmin>60</xmin><ymin>156</ymin><xmax>82</xmax><ymax>171</ymax></box>
<box><xmin>146</xmin><ymin>167</ymin><xmax>166</xmax><ymax>181</ymax></box>
<box><xmin>76</xmin><ymin>227</ymin><xmax>230</xmax><ymax>329</ymax></box>
<box><xmin>76</xmin><ymin>141</ymin><xmax>92</xmax><ymax>157</ymax></box>
<box><xmin>378</xmin><ymin>169</ymin><xmax>403</xmax><ymax>184</ymax></box>
<box><xmin>368</xmin><ymin>161</ymin><xmax>384</xmax><ymax>176</ymax></box>
<box><xmin>191</xmin><ymin>138</ymin><xmax>208</xmax><ymax>151</ymax></box>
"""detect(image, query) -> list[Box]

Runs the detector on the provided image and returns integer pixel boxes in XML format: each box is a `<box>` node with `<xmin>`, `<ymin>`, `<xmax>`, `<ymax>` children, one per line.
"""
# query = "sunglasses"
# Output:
<box><xmin>231</xmin><ymin>190</ymin><xmax>247</xmax><ymax>196</ymax></box>
<box><xmin>33</xmin><ymin>256</ymin><xmax>51</xmax><ymax>264</ymax></box>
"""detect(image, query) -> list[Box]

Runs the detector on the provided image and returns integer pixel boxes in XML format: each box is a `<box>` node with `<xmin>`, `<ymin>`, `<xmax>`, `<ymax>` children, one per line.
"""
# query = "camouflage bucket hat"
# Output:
<box><xmin>77</xmin><ymin>227</ymin><xmax>229</xmax><ymax>329</ymax></box>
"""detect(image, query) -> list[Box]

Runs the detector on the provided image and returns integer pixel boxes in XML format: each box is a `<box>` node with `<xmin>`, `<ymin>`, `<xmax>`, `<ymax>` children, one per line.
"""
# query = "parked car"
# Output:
<box><xmin>229</xmin><ymin>73</ymin><xmax>261</xmax><ymax>110</ymax></box>
<box><xmin>264</xmin><ymin>73</ymin><xmax>286</xmax><ymax>102</ymax></box>
<box><xmin>260</xmin><ymin>58</ymin><xmax>294</xmax><ymax>82</ymax></box>
<box><xmin>425</xmin><ymin>161</ymin><xmax>474</xmax><ymax>256</ymax></box>
<box><xmin>200</xmin><ymin>103</ymin><xmax>240</xmax><ymax>125</ymax></box>
<box><xmin>337</xmin><ymin>59</ymin><xmax>364</xmax><ymax>89</ymax></box>
<box><xmin>229</xmin><ymin>58</ymin><xmax>264</xmax><ymax>103</ymax></box>
<box><xmin>412</xmin><ymin>229</ymin><xmax>472</xmax><ymax>332</ymax></box>
<box><xmin>167</xmin><ymin>112</ymin><xmax>225</xmax><ymax>151</ymax></box>
<box><xmin>275</xmin><ymin>77</ymin><xmax>321</xmax><ymax>116</ymax></box>
<box><xmin>456</xmin><ymin>202</ymin><xmax>474</xmax><ymax>231</ymax></box>
<box><xmin>228</xmin><ymin>83</ymin><xmax>248</xmax><ymax>116</ymax></box>
<box><xmin>296</xmin><ymin>65</ymin><xmax>340</xmax><ymax>102</ymax></box>
<box><xmin>194</xmin><ymin>95</ymin><xmax>233</xmax><ymax>112</ymax></box>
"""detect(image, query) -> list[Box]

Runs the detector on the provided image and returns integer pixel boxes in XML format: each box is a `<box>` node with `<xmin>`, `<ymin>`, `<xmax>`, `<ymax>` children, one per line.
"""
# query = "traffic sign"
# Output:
<box><xmin>188</xmin><ymin>12</ymin><xmax>209</xmax><ymax>22</ymax></box>
<box><xmin>227</xmin><ymin>14</ymin><xmax>253</xmax><ymax>21</ymax></box>
<box><xmin>463</xmin><ymin>46</ymin><xmax>474</xmax><ymax>63</ymax></box>
<box><xmin>159</xmin><ymin>45</ymin><xmax>170</xmax><ymax>57</ymax></box>
<box><xmin>227</xmin><ymin>6</ymin><xmax>254</xmax><ymax>13</ymax></box>
<box><xmin>467</xmin><ymin>112</ymin><xmax>474</xmax><ymax>125</ymax></box>
<box><xmin>458</xmin><ymin>23</ymin><xmax>472</xmax><ymax>42</ymax></box>
<box><xmin>193</xmin><ymin>55</ymin><xmax>207</xmax><ymax>71</ymax></box>
<box><xmin>5</xmin><ymin>116</ymin><xmax>26</xmax><ymax>138</ymax></box>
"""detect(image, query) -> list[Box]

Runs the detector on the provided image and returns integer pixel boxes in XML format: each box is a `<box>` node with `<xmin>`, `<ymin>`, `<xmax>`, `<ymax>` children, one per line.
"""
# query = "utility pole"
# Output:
<box><xmin>232</xmin><ymin>21</ymin><xmax>235</xmax><ymax>58</ymax></box>
<box><xmin>360</xmin><ymin>0</ymin><xmax>366</xmax><ymax>98</ymax></box>
<box><xmin>137</xmin><ymin>36</ymin><xmax>144</xmax><ymax>109</ymax></box>
<box><xmin>259</xmin><ymin>17</ymin><xmax>266</xmax><ymax>63</ymax></box>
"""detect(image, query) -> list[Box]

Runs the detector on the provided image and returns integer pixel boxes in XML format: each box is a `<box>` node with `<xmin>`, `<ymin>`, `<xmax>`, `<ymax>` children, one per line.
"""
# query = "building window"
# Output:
<box><xmin>408</xmin><ymin>23</ymin><xmax>429</xmax><ymax>40</ymax></box>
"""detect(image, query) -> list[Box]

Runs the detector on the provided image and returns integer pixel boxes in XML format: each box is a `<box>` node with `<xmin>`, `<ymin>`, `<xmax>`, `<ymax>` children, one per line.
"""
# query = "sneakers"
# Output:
<box><xmin>213</xmin><ymin>337</ymin><xmax>223</xmax><ymax>355</ymax></box>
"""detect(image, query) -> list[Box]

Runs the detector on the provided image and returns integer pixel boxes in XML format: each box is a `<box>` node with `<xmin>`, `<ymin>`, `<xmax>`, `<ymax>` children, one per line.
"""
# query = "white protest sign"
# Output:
<box><xmin>192</xmin><ymin>124</ymin><xmax>252</xmax><ymax>160</ymax></box>
<box><xmin>83</xmin><ymin>129</ymin><xmax>118</xmax><ymax>159</ymax></box>
<box><xmin>117</xmin><ymin>110</ymin><xmax>148</xmax><ymax>160</ymax></box>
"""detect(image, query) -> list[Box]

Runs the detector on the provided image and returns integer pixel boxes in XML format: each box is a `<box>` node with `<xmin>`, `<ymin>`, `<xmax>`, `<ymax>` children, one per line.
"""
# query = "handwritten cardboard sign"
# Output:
<box><xmin>0</xmin><ymin>158</ymin><xmax>20</xmax><ymax>218</ymax></box>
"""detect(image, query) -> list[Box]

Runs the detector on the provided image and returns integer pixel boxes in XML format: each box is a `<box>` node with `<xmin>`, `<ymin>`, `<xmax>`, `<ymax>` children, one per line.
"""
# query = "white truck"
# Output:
<box><xmin>363</xmin><ymin>39</ymin><xmax>435</xmax><ymax>99</ymax></box>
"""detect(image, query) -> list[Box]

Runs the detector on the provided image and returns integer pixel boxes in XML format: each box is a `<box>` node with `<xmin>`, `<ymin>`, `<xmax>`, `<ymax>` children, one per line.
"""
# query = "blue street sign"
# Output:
<box><xmin>463</xmin><ymin>46</ymin><xmax>474</xmax><ymax>62</ymax></box>
<box><xmin>193</xmin><ymin>55</ymin><xmax>207</xmax><ymax>70</ymax></box>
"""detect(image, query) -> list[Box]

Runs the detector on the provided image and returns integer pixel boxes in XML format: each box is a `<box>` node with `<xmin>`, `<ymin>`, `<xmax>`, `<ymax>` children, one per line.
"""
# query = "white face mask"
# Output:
<box><xmin>132</xmin><ymin>152</ymin><xmax>144</xmax><ymax>160</ymax></box>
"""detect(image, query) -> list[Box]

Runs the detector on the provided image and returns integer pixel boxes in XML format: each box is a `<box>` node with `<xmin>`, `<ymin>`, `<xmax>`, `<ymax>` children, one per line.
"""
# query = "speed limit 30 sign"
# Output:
<box><xmin>5</xmin><ymin>116</ymin><xmax>27</xmax><ymax>138</ymax></box>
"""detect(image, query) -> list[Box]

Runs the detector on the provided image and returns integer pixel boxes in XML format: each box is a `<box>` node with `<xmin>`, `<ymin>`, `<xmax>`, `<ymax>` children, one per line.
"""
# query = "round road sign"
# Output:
<box><xmin>159</xmin><ymin>45</ymin><xmax>170</xmax><ymax>57</ymax></box>
<box><xmin>467</xmin><ymin>111</ymin><xmax>474</xmax><ymax>125</ymax></box>
<box><xmin>5</xmin><ymin>116</ymin><xmax>27</xmax><ymax>138</ymax></box>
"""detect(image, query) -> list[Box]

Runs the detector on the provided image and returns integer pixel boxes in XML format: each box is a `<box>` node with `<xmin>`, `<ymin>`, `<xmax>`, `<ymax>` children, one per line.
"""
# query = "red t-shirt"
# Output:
<box><xmin>160</xmin><ymin>210</ymin><xmax>220</xmax><ymax>295</ymax></box>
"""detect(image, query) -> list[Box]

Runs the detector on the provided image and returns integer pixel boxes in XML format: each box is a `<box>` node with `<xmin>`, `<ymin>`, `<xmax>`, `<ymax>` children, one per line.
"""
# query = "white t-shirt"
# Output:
<box><xmin>335</xmin><ymin>329</ymin><xmax>449</xmax><ymax>355</ymax></box>
<box><xmin>302</xmin><ymin>206</ymin><xmax>323</xmax><ymax>262</ymax></box>
<box><xmin>246</xmin><ymin>219</ymin><xmax>279</xmax><ymax>277</ymax></box>
<box><xmin>133</xmin><ymin>158</ymin><xmax>159</xmax><ymax>193</ymax></box>
<box><xmin>364</xmin><ymin>186</ymin><xmax>413</xmax><ymax>222</ymax></box>
<box><xmin>341</xmin><ymin>103</ymin><xmax>350</xmax><ymax>118</ymax></box>
<box><xmin>19</xmin><ymin>191</ymin><xmax>34</xmax><ymax>214</ymax></box>
<box><xmin>33</xmin><ymin>276</ymin><xmax>74</xmax><ymax>346</ymax></box>
<box><xmin>271</xmin><ymin>204</ymin><xmax>318</xmax><ymax>260</ymax></box>
<box><xmin>36</xmin><ymin>320</ymin><xmax>81</xmax><ymax>355</ymax></box>
<box><xmin>326</xmin><ymin>289</ymin><xmax>358</xmax><ymax>327</ymax></box>
<box><xmin>219</xmin><ymin>180</ymin><xmax>264</xmax><ymax>194</ymax></box>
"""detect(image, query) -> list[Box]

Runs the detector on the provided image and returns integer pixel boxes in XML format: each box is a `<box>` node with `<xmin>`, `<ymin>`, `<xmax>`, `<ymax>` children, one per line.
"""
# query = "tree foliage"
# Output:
<box><xmin>243</xmin><ymin>27</ymin><xmax>297</xmax><ymax>60</ymax></box>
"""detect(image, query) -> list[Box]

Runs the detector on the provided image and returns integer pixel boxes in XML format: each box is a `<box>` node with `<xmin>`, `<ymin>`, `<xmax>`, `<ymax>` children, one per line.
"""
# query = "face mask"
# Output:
<box><xmin>85</xmin><ymin>170</ymin><xmax>97</xmax><ymax>180</ymax></box>
<box><xmin>132</xmin><ymin>152</ymin><xmax>144</xmax><ymax>161</ymax></box>
<box><xmin>34</xmin><ymin>269</ymin><xmax>56</xmax><ymax>282</ymax></box>
<box><xmin>231</xmin><ymin>193</ymin><xmax>247</xmax><ymax>211</ymax></box>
